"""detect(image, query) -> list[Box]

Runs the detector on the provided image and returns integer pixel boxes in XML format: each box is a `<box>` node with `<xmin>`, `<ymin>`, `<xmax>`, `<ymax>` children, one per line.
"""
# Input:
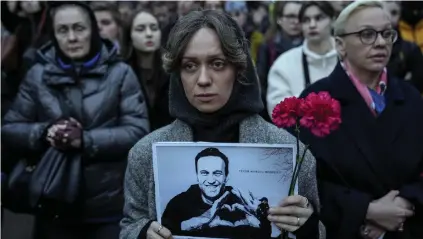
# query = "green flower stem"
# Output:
<box><xmin>282</xmin><ymin>125</ymin><xmax>310</xmax><ymax>239</ymax></box>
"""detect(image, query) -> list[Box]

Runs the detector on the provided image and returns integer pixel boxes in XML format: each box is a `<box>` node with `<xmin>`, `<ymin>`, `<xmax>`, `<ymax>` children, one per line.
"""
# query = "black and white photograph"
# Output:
<box><xmin>153</xmin><ymin>142</ymin><xmax>297</xmax><ymax>239</ymax></box>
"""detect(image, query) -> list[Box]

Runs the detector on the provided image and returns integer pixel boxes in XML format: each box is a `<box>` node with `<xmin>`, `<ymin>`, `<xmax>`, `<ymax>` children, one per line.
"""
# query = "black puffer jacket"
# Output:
<box><xmin>1</xmin><ymin>40</ymin><xmax>150</xmax><ymax>221</ymax></box>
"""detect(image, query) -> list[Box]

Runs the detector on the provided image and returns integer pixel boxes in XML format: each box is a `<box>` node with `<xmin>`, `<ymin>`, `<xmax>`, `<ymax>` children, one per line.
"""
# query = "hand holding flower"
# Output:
<box><xmin>268</xmin><ymin>195</ymin><xmax>313</xmax><ymax>233</ymax></box>
<box><xmin>271</xmin><ymin>92</ymin><xmax>341</xmax><ymax>238</ymax></box>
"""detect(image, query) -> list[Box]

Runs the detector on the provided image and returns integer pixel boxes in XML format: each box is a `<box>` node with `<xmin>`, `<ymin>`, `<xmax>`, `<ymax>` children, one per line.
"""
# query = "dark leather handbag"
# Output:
<box><xmin>4</xmin><ymin>87</ymin><xmax>82</xmax><ymax>216</ymax></box>
<box><xmin>4</xmin><ymin>157</ymin><xmax>38</xmax><ymax>214</ymax></box>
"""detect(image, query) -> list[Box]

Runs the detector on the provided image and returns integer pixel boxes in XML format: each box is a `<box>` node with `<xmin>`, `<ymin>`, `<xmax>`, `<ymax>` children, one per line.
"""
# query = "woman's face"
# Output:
<box><xmin>180</xmin><ymin>27</ymin><xmax>236</xmax><ymax>113</ymax></box>
<box><xmin>336</xmin><ymin>7</ymin><xmax>394</xmax><ymax>72</ymax></box>
<box><xmin>53</xmin><ymin>6</ymin><xmax>92</xmax><ymax>59</ymax></box>
<box><xmin>277</xmin><ymin>2</ymin><xmax>302</xmax><ymax>36</ymax></box>
<box><xmin>301</xmin><ymin>6</ymin><xmax>333</xmax><ymax>43</ymax></box>
<box><xmin>94</xmin><ymin>10</ymin><xmax>120</xmax><ymax>42</ymax></box>
<box><xmin>131</xmin><ymin>12</ymin><xmax>161</xmax><ymax>53</ymax></box>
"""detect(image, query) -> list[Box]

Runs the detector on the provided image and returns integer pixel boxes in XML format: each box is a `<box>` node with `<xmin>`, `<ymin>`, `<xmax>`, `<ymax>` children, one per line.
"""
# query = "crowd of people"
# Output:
<box><xmin>1</xmin><ymin>1</ymin><xmax>422</xmax><ymax>239</ymax></box>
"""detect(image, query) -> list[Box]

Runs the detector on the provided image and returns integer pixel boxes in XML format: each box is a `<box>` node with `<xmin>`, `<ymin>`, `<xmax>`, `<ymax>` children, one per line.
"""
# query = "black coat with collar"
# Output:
<box><xmin>1</xmin><ymin>40</ymin><xmax>150</xmax><ymax>221</ymax></box>
<box><xmin>297</xmin><ymin>63</ymin><xmax>423</xmax><ymax>239</ymax></box>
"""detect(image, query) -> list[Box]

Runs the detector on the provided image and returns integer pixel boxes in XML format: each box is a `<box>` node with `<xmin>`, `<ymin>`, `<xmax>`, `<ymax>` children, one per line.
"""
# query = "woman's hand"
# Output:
<box><xmin>46</xmin><ymin>121</ymin><xmax>67</xmax><ymax>148</ymax></box>
<box><xmin>46</xmin><ymin>118</ymin><xmax>83</xmax><ymax>149</ymax></box>
<box><xmin>366</xmin><ymin>190</ymin><xmax>414</xmax><ymax>231</ymax></box>
<box><xmin>147</xmin><ymin>221</ymin><xmax>173</xmax><ymax>239</ymax></box>
<box><xmin>267</xmin><ymin>195</ymin><xmax>313</xmax><ymax>232</ymax></box>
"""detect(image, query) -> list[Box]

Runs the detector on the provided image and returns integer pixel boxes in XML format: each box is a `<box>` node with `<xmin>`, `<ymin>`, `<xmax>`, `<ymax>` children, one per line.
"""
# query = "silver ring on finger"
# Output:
<box><xmin>297</xmin><ymin>217</ymin><xmax>300</xmax><ymax>226</ymax></box>
<box><xmin>157</xmin><ymin>225</ymin><xmax>163</xmax><ymax>234</ymax></box>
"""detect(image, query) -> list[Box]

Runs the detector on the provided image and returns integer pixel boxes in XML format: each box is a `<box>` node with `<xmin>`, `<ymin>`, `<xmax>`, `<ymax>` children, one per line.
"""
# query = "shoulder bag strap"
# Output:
<box><xmin>302</xmin><ymin>52</ymin><xmax>311</xmax><ymax>88</ymax></box>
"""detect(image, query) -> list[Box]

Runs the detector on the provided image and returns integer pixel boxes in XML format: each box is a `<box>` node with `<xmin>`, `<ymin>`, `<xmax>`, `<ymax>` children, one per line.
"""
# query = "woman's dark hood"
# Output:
<box><xmin>168</xmin><ymin>16</ymin><xmax>264</xmax><ymax>141</ymax></box>
<box><xmin>47</xmin><ymin>1</ymin><xmax>102</xmax><ymax>65</ymax></box>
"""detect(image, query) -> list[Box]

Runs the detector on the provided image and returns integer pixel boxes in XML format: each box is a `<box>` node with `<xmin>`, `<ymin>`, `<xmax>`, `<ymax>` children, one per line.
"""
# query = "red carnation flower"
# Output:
<box><xmin>299</xmin><ymin>92</ymin><xmax>342</xmax><ymax>137</ymax></box>
<box><xmin>272</xmin><ymin>97</ymin><xmax>304</xmax><ymax>128</ymax></box>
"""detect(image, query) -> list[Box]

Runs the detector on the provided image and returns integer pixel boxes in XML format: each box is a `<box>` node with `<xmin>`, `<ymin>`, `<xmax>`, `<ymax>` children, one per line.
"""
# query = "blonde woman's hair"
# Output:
<box><xmin>333</xmin><ymin>0</ymin><xmax>385</xmax><ymax>36</ymax></box>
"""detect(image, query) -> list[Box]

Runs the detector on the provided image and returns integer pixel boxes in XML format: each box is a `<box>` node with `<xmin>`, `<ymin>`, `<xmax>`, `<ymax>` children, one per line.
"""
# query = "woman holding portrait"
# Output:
<box><xmin>297</xmin><ymin>1</ymin><xmax>423</xmax><ymax>239</ymax></box>
<box><xmin>120</xmin><ymin>10</ymin><xmax>325</xmax><ymax>239</ymax></box>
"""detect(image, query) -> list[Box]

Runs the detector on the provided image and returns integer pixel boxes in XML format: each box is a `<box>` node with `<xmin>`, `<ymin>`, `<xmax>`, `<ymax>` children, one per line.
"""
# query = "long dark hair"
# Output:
<box><xmin>126</xmin><ymin>9</ymin><xmax>166</xmax><ymax>104</ymax></box>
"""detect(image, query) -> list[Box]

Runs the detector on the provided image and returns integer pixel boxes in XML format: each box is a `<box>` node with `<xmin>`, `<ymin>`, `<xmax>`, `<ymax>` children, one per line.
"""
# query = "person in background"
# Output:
<box><xmin>298</xmin><ymin>1</ymin><xmax>423</xmax><ymax>238</ymax></box>
<box><xmin>203</xmin><ymin>0</ymin><xmax>224</xmax><ymax>11</ymax></box>
<box><xmin>120</xmin><ymin>9</ymin><xmax>323</xmax><ymax>239</ymax></box>
<box><xmin>384</xmin><ymin>1</ymin><xmax>423</xmax><ymax>94</ymax></box>
<box><xmin>177</xmin><ymin>1</ymin><xmax>200</xmax><ymax>17</ymax></box>
<box><xmin>118</xmin><ymin>1</ymin><xmax>137</xmax><ymax>27</ymax></box>
<box><xmin>257</xmin><ymin>1</ymin><xmax>303</xmax><ymax>121</ymax></box>
<box><xmin>161</xmin><ymin>1</ymin><xmax>199</xmax><ymax>50</ymax></box>
<box><xmin>151</xmin><ymin>2</ymin><xmax>171</xmax><ymax>28</ymax></box>
<box><xmin>248</xmin><ymin>2</ymin><xmax>270</xmax><ymax>63</ymax></box>
<box><xmin>225</xmin><ymin>1</ymin><xmax>248</xmax><ymax>30</ymax></box>
<box><xmin>91</xmin><ymin>2</ymin><xmax>126</xmax><ymax>55</ymax></box>
<box><xmin>266</xmin><ymin>1</ymin><xmax>337</xmax><ymax>118</ymax></box>
<box><xmin>399</xmin><ymin>1</ymin><xmax>423</xmax><ymax>52</ymax></box>
<box><xmin>330</xmin><ymin>1</ymin><xmax>353</xmax><ymax>17</ymax></box>
<box><xmin>127</xmin><ymin>9</ymin><xmax>173</xmax><ymax>130</ymax></box>
<box><xmin>1</xmin><ymin>2</ymin><xmax>149</xmax><ymax>238</ymax></box>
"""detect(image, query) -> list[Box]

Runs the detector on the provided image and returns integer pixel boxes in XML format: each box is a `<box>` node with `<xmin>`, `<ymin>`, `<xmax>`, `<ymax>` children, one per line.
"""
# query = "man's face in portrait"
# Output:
<box><xmin>196</xmin><ymin>156</ymin><xmax>227</xmax><ymax>200</ymax></box>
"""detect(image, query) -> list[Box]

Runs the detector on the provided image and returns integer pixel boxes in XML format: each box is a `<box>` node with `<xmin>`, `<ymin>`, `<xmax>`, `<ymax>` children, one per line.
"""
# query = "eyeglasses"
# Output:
<box><xmin>338</xmin><ymin>29</ymin><xmax>398</xmax><ymax>45</ymax></box>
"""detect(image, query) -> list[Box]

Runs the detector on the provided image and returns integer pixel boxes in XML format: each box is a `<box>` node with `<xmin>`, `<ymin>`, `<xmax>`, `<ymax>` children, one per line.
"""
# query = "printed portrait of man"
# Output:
<box><xmin>161</xmin><ymin>147</ymin><xmax>271</xmax><ymax>238</ymax></box>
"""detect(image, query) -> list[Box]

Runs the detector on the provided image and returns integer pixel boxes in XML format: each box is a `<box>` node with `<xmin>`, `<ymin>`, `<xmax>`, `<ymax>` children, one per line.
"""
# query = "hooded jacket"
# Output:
<box><xmin>1</xmin><ymin>2</ymin><xmax>149</xmax><ymax>222</ymax></box>
<box><xmin>266</xmin><ymin>38</ymin><xmax>338</xmax><ymax>117</ymax></box>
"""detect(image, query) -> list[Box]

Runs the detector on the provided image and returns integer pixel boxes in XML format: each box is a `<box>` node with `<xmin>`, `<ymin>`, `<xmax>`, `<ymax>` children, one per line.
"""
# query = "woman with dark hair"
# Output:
<box><xmin>120</xmin><ymin>10</ymin><xmax>324</xmax><ymax>239</ymax></box>
<box><xmin>267</xmin><ymin>1</ymin><xmax>337</xmax><ymax>117</ymax></box>
<box><xmin>91</xmin><ymin>1</ymin><xmax>126</xmax><ymax>56</ymax></box>
<box><xmin>126</xmin><ymin>9</ymin><xmax>173</xmax><ymax>130</ymax></box>
<box><xmin>1</xmin><ymin>1</ymin><xmax>149</xmax><ymax>238</ymax></box>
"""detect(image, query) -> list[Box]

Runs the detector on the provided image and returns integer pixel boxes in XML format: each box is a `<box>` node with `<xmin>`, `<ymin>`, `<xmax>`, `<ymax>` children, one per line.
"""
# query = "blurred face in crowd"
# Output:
<box><xmin>252</xmin><ymin>5</ymin><xmax>268</xmax><ymax>27</ymax></box>
<box><xmin>180</xmin><ymin>28</ymin><xmax>236</xmax><ymax>113</ymax></box>
<box><xmin>118</xmin><ymin>2</ymin><xmax>134</xmax><ymax>25</ymax></box>
<box><xmin>204</xmin><ymin>1</ymin><xmax>223</xmax><ymax>11</ymax></box>
<box><xmin>197</xmin><ymin>156</ymin><xmax>227</xmax><ymax>200</ymax></box>
<box><xmin>230</xmin><ymin>11</ymin><xmax>247</xmax><ymax>28</ymax></box>
<box><xmin>277</xmin><ymin>2</ymin><xmax>302</xmax><ymax>37</ymax></box>
<box><xmin>20</xmin><ymin>1</ymin><xmax>42</xmax><ymax>14</ymax></box>
<box><xmin>152</xmin><ymin>5</ymin><xmax>170</xmax><ymax>27</ymax></box>
<box><xmin>336</xmin><ymin>7</ymin><xmax>395</xmax><ymax>73</ymax></box>
<box><xmin>131</xmin><ymin>12</ymin><xmax>161</xmax><ymax>53</ymax></box>
<box><xmin>177</xmin><ymin>1</ymin><xmax>197</xmax><ymax>16</ymax></box>
<box><xmin>301</xmin><ymin>5</ymin><xmax>333</xmax><ymax>43</ymax></box>
<box><xmin>94</xmin><ymin>10</ymin><xmax>119</xmax><ymax>42</ymax></box>
<box><xmin>53</xmin><ymin>6</ymin><xmax>92</xmax><ymax>59</ymax></box>
<box><xmin>384</xmin><ymin>2</ymin><xmax>401</xmax><ymax>27</ymax></box>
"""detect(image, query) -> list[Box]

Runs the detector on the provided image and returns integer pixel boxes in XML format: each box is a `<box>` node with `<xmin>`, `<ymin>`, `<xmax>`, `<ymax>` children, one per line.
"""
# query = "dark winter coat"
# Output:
<box><xmin>1</xmin><ymin>40</ymin><xmax>150</xmax><ymax>221</ymax></box>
